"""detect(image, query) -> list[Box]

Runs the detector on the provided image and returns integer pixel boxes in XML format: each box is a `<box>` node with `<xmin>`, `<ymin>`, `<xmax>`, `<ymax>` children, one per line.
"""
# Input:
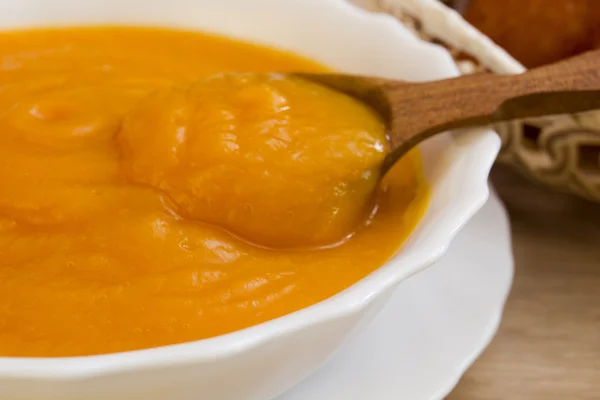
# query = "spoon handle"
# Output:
<box><xmin>381</xmin><ymin>49</ymin><xmax>600</xmax><ymax>170</ymax></box>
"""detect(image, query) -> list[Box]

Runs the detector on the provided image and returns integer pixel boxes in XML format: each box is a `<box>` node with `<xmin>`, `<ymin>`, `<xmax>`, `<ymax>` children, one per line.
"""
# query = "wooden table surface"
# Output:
<box><xmin>446</xmin><ymin>165</ymin><xmax>600</xmax><ymax>400</ymax></box>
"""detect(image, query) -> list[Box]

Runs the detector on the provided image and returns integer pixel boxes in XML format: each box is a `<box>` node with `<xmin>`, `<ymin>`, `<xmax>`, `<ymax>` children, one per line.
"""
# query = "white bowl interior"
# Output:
<box><xmin>0</xmin><ymin>0</ymin><xmax>500</xmax><ymax>393</ymax></box>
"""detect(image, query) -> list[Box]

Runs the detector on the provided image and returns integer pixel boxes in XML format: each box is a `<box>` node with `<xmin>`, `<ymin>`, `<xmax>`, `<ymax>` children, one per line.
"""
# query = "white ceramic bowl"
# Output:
<box><xmin>0</xmin><ymin>0</ymin><xmax>500</xmax><ymax>399</ymax></box>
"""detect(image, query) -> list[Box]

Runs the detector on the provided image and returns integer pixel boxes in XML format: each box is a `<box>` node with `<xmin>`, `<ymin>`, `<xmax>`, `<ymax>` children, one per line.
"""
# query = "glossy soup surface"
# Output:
<box><xmin>0</xmin><ymin>27</ymin><xmax>428</xmax><ymax>357</ymax></box>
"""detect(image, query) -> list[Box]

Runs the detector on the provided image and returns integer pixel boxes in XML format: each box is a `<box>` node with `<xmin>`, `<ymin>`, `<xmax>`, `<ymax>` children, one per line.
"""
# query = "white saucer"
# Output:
<box><xmin>278</xmin><ymin>186</ymin><xmax>514</xmax><ymax>400</ymax></box>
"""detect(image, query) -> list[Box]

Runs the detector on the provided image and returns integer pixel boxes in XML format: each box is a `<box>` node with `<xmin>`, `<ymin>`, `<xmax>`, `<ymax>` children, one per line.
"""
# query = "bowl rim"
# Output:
<box><xmin>0</xmin><ymin>0</ymin><xmax>500</xmax><ymax>378</ymax></box>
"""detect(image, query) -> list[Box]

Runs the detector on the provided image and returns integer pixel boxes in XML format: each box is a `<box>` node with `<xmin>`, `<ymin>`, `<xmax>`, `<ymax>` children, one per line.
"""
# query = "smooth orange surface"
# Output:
<box><xmin>0</xmin><ymin>27</ymin><xmax>428</xmax><ymax>357</ymax></box>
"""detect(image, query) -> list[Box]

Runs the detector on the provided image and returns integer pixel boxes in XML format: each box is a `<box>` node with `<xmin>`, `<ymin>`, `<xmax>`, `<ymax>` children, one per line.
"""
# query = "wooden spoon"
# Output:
<box><xmin>296</xmin><ymin>49</ymin><xmax>600</xmax><ymax>175</ymax></box>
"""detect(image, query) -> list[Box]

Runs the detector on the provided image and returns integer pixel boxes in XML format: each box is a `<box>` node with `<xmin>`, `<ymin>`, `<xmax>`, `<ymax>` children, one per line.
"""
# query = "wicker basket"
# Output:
<box><xmin>353</xmin><ymin>0</ymin><xmax>600</xmax><ymax>203</ymax></box>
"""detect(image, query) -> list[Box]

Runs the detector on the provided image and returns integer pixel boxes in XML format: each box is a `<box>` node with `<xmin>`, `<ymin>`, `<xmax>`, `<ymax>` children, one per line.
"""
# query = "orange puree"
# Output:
<box><xmin>120</xmin><ymin>73</ymin><xmax>388</xmax><ymax>247</ymax></box>
<box><xmin>0</xmin><ymin>27</ymin><xmax>428</xmax><ymax>357</ymax></box>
